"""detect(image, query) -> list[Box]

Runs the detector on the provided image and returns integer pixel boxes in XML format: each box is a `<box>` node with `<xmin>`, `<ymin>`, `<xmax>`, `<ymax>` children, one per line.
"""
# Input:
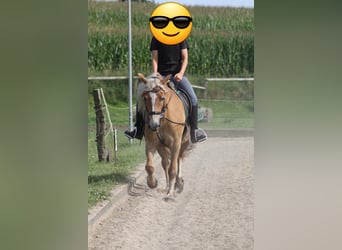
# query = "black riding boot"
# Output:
<box><xmin>189</xmin><ymin>105</ymin><xmax>207</xmax><ymax>143</ymax></box>
<box><xmin>135</xmin><ymin>112</ymin><xmax>144</xmax><ymax>139</ymax></box>
<box><xmin>124</xmin><ymin>112</ymin><xmax>144</xmax><ymax>140</ymax></box>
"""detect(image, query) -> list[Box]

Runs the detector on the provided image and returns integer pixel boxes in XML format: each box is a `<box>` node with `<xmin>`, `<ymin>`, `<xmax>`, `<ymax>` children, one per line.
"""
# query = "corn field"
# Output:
<box><xmin>88</xmin><ymin>2</ymin><xmax>254</xmax><ymax>77</ymax></box>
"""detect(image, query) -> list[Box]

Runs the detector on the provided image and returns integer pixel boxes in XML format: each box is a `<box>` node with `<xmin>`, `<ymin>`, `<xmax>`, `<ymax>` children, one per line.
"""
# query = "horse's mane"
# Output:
<box><xmin>137</xmin><ymin>73</ymin><xmax>168</xmax><ymax>113</ymax></box>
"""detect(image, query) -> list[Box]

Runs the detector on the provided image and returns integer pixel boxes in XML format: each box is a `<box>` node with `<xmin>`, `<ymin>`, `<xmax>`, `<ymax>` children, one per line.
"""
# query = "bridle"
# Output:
<box><xmin>144</xmin><ymin>86</ymin><xmax>168</xmax><ymax>118</ymax></box>
<box><xmin>143</xmin><ymin>85</ymin><xmax>186</xmax><ymax>126</ymax></box>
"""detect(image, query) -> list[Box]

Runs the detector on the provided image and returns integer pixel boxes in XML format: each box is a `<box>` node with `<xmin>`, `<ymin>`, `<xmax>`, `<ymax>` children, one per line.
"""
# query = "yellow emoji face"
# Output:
<box><xmin>149</xmin><ymin>2</ymin><xmax>192</xmax><ymax>45</ymax></box>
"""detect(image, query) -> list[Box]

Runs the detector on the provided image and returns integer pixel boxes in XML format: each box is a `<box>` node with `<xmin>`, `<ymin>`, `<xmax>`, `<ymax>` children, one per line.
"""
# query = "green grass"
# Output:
<box><xmin>88</xmin><ymin>130</ymin><xmax>145</xmax><ymax>208</ymax></box>
<box><xmin>88</xmin><ymin>96</ymin><xmax>146</xmax><ymax>208</ymax></box>
<box><xmin>198</xmin><ymin>99</ymin><xmax>254</xmax><ymax>129</ymax></box>
<box><xmin>196</xmin><ymin>79</ymin><xmax>254</xmax><ymax>129</ymax></box>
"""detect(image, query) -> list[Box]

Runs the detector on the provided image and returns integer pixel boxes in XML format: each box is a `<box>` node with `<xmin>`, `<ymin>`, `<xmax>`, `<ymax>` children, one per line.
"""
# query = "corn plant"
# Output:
<box><xmin>88</xmin><ymin>2</ymin><xmax>254</xmax><ymax>77</ymax></box>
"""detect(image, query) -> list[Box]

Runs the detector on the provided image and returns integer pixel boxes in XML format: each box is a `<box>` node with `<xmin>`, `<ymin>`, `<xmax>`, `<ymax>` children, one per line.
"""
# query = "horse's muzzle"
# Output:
<box><xmin>149</xmin><ymin>123</ymin><xmax>160</xmax><ymax>132</ymax></box>
<box><xmin>148</xmin><ymin>112</ymin><xmax>163</xmax><ymax>131</ymax></box>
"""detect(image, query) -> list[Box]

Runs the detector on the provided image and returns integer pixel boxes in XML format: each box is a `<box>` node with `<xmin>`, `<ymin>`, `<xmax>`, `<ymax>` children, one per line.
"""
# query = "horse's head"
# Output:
<box><xmin>137</xmin><ymin>73</ymin><xmax>171</xmax><ymax>131</ymax></box>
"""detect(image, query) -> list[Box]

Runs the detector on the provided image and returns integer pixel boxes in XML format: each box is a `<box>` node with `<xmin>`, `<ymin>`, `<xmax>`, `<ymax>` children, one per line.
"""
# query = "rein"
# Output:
<box><xmin>163</xmin><ymin>116</ymin><xmax>186</xmax><ymax>126</ymax></box>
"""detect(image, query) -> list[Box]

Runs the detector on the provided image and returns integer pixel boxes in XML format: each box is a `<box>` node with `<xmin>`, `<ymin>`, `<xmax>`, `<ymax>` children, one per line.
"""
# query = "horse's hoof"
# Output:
<box><xmin>163</xmin><ymin>194</ymin><xmax>176</xmax><ymax>202</ymax></box>
<box><xmin>147</xmin><ymin>178</ymin><xmax>158</xmax><ymax>189</ymax></box>
<box><xmin>175</xmin><ymin>178</ymin><xmax>184</xmax><ymax>193</ymax></box>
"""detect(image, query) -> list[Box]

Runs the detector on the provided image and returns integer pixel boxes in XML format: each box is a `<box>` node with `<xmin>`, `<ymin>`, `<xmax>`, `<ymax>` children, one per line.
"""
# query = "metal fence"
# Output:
<box><xmin>88</xmin><ymin>76</ymin><xmax>254</xmax><ymax>130</ymax></box>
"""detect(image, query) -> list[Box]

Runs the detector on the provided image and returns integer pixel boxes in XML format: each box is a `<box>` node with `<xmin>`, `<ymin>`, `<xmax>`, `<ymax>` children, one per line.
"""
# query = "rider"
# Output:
<box><xmin>124</xmin><ymin>37</ymin><xmax>207</xmax><ymax>143</ymax></box>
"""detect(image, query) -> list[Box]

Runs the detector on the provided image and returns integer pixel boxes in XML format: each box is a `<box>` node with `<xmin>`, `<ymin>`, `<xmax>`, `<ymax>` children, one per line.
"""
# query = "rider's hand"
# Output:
<box><xmin>174</xmin><ymin>72</ymin><xmax>184</xmax><ymax>82</ymax></box>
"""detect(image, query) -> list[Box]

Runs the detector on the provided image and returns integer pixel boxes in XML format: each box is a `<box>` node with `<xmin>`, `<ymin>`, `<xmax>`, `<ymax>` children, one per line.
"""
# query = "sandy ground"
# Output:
<box><xmin>88</xmin><ymin>137</ymin><xmax>254</xmax><ymax>250</ymax></box>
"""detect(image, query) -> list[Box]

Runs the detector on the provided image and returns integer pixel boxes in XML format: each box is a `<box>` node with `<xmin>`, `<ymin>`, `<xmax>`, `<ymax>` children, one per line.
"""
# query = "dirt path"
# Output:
<box><xmin>88</xmin><ymin>137</ymin><xmax>254</xmax><ymax>250</ymax></box>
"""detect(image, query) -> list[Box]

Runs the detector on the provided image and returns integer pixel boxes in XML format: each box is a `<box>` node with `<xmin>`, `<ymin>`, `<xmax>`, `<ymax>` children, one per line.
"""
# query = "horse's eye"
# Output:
<box><xmin>161</xmin><ymin>96</ymin><xmax>165</xmax><ymax>101</ymax></box>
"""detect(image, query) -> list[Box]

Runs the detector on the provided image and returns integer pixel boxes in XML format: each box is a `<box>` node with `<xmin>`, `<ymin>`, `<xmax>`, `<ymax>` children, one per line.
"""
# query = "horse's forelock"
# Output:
<box><xmin>142</xmin><ymin>76</ymin><xmax>167</xmax><ymax>93</ymax></box>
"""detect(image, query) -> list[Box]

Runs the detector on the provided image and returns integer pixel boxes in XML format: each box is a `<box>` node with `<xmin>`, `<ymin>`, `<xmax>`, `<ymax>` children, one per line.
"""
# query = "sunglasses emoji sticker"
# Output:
<box><xmin>149</xmin><ymin>2</ymin><xmax>192</xmax><ymax>45</ymax></box>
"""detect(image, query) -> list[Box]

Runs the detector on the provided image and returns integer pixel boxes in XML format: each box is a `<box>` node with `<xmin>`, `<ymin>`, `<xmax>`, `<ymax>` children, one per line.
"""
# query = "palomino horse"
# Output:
<box><xmin>137</xmin><ymin>73</ymin><xmax>192</xmax><ymax>198</ymax></box>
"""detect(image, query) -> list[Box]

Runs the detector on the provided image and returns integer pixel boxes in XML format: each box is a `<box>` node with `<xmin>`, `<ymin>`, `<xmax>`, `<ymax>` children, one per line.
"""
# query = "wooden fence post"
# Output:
<box><xmin>93</xmin><ymin>89</ymin><xmax>106</xmax><ymax>161</ymax></box>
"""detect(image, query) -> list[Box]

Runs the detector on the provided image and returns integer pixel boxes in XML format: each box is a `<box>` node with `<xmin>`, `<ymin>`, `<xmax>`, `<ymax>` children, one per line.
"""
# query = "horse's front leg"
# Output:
<box><xmin>167</xmin><ymin>145</ymin><xmax>181</xmax><ymax>197</ymax></box>
<box><xmin>175</xmin><ymin>158</ymin><xmax>184</xmax><ymax>193</ymax></box>
<box><xmin>145</xmin><ymin>144</ymin><xmax>158</xmax><ymax>189</ymax></box>
<box><xmin>157</xmin><ymin>145</ymin><xmax>170</xmax><ymax>191</ymax></box>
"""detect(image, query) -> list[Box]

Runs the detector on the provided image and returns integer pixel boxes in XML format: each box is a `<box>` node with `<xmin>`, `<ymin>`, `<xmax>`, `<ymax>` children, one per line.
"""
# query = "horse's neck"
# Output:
<box><xmin>165</xmin><ymin>90</ymin><xmax>185</xmax><ymax>120</ymax></box>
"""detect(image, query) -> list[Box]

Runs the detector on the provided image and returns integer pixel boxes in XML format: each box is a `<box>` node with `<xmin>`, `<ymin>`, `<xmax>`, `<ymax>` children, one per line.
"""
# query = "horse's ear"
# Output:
<box><xmin>155</xmin><ymin>72</ymin><xmax>163</xmax><ymax>80</ymax></box>
<box><xmin>138</xmin><ymin>73</ymin><xmax>147</xmax><ymax>83</ymax></box>
<box><xmin>161</xmin><ymin>74</ymin><xmax>172</xmax><ymax>86</ymax></box>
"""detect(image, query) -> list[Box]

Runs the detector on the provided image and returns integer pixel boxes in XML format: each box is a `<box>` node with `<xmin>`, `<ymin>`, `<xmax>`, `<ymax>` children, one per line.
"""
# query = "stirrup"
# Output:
<box><xmin>195</xmin><ymin>128</ymin><xmax>207</xmax><ymax>142</ymax></box>
<box><xmin>124</xmin><ymin>128</ymin><xmax>137</xmax><ymax>139</ymax></box>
